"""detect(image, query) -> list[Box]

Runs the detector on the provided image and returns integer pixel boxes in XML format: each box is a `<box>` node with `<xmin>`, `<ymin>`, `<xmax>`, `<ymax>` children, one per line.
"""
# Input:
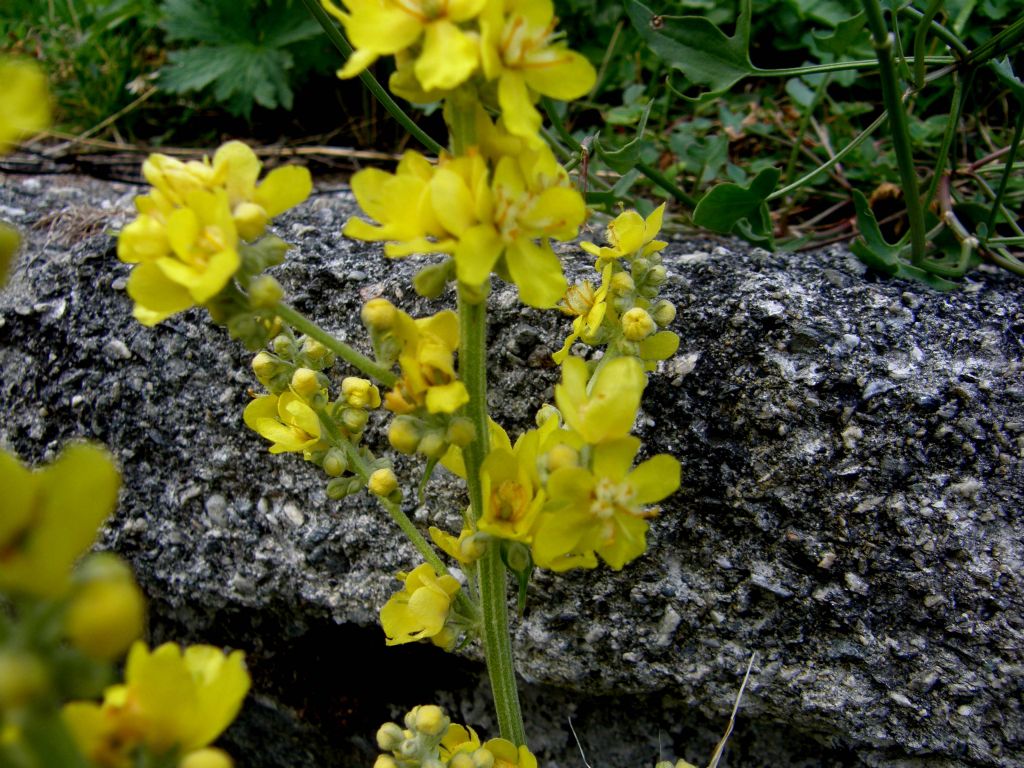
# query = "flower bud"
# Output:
<box><xmin>535</xmin><ymin>404</ymin><xmax>560</xmax><ymax>427</ymax></box>
<box><xmin>291</xmin><ymin>367</ymin><xmax>322</xmax><ymax>398</ymax></box>
<box><xmin>368</xmin><ymin>468</ymin><xmax>399</xmax><ymax>498</ymax></box>
<box><xmin>473</xmin><ymin>748</ymin><xmax>495</xmax><ymax>768</ymax></box>
<box><xmin>179</xmin><ymin>748</ymin><xmax>235</xmax><ymax>768</ymax></box>
<box><xmin>652</xmin><ymin>299</ymin><xmax>676</xmax><ymax>327</ymax></box>
<box><xmin>621</xmin><ymin>307</ymin><xmax>656</xmax><ymax>341</ymax></box>
<box><xmin>376</xmin><ymin>722</ymin><xmax>405</xmax><ymax>752</ymax></box>
<box><xmin>301</xmin><ymin>337</ymin><xmax>334</xmax><ymax>368</ymax></box>
<box><xmin>342</xmin><ymin>407</ymin><xmax>370</xmax><ymax>433</ymax></box>
<box><xmin>417</xmin><ymin>431</ymin><xmax>448</xmax><ymax>460</ymax></box>
<box><xmin>234</xmin><ymin>201</ymin><xmax>270</xmax><ymax>241</ymax></box>
<box><xmin>0</xmin><ymin>651</ymin><xmax>49</xmax><ymax>709</ymax></box>
<box><xmin>273</xmin><ymin>334</ymin><xmax>296</xmax><ymax>358</ymax></box>
<box><xmin>326</xmin><ymin>477</ymin><xmax>353</xmax><ymax>500</ymax></box>
<box><xmin>414</xmin><ymin>705</ymin><xmax>448</xmax><ymax>736</ymax></box>
<box><xmin>374</xmin><ymin>755</ymin><xmax>399</xmax><ymax>768</ymax></box>
<box><xmin>502</xmin><ymin>541</ymin><xmax>532</xmax><ymax>573</ymax></box>
<box><xmin>413</xmin><ymin>261</ymin><xmax>451</xmax><ymax>299</ymax></box>
<box><xmin>546</xmin><ymin>443</ymin><xmax>579</xmax><ymax>472</ymax></box>
<box><xmin>251</xmin><ymin>351</ymin><xmax>281</xmax><ymax>386</ymax></box>
<box><xmin>343</xmin><ymin>377</ymin><xmax>380</xmax><ymax>409</ymax></box>
<box><xmin>459</xmin><ymin>533</ymin><xmax>488</xmax><ymax>563</ymax></box>
<box><xmin>422</xmin><ymin>758</ymin><xmax>446</xmax><ymax>768</ymax></box>
<box><xmin>362</xmin><ymin>298</ymin><xmax>398</xmax><ymax>332</ymax></box>
<box><xmin>610</xmin><ymin>271</ymin><xmax>635</xmax><ymax>294</ymax></box>
<box><xmin>645</xmin><ymin>264</ymin><xmax>668</xmax><ymax>286</ymax></box>
<box><xmin>322</xmin><ymin>448</ymin><xmax>348</xmax><ymax>477</ymax></box>
<box><xmin>631</xmin><ymin>256</ymin><xmax>650</xmax><ymax>274</ymax></box>
<box><xmin>450</xmin><ymin>755</ymin><xmax>476</xmax><ymax>768</ymax></box>
<box><xmin>445</xmin><ymin>417</ymin><xmax>476</xmax><ymax>448</ymax></box>
<box><xmin>248</xmin><ymin>275</ymin><xmax>284</xmax><ymax>309</ymax></box>
<box><xmin>388</xmin><ymin>416</ymin><xmax>422</xmax><ymax>454</ymax></box>
<box><xmin>399</xmin><ymin>738</ymin><xmax>419</xmax><ymax>759</ymax></box>
<box><xmin>66</xmin><ymin>576</ymin><xmax>146</xmax><ymax>660</ymax></box>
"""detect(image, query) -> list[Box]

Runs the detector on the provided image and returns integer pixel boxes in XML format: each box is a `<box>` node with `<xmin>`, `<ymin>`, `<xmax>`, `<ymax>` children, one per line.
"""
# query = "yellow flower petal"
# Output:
<box><xmin>415</xmin><ymin>20</ymin><xmax>479</xmax><ymax>91</ymax></box>
<box><xmin>504</xmin><ymin>238</ymin><xmax>566</xmax><ymax>308</ymax></box>
<box><xmin>255</xmin><ymin>165</ymin><xmax>313</xmax><ymax>218</ymax></box>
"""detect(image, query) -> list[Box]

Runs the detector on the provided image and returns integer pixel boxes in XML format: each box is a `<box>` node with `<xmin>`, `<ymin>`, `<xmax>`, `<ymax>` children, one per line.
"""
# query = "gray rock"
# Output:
<box><xmin>1</xmin><ymin>172</ymin><xmax>1022</xmax><ymax>768</ymax></box>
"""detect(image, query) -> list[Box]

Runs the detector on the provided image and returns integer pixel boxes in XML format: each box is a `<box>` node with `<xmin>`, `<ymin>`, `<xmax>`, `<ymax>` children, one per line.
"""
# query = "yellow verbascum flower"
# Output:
<box><xmin>479</xmin><ymin>0</ymin><xmax>596</xmax><ymax>143</ymax></box>
<box><xmin>345</xmin><ymin>144</ymin><xmax>585</xmax><ymax>308</ymax></box>
<box><xmin>0</xmin><ymin>57</ymin><xmax>51</xmax><ymax>154</ymax></box>
<box><xmin>581</xmin><ymin>203</ymin><xmax>668</xmax><ymax>263</ymax></box>
<box><xmin>0</xmin><ymin>444</ymin><xmax>120</xmax><ymax>598</ymax></box>
<box><xmin>243</xmin><ymin>391</ymin><xmax>327</xmax><ymax>457</ymax></box>
<box><xmin>379</xmin><ymin>563</ymin><xmax>461</xmax><ymax>648</ymax></box>
<box><xmin>322</xmin><ymin>0</ymin><xmax>486</xmax><ymax>91</ymax></box>
<box><xmin>482</xmin><ymin>738</ymin><xmax>539</xmax><ymax>768</ymax></box>
<box><xmin>63</xmin><ymin>641</ymin><xmax>250</xmax><ymax>767</ymax></box>
<box><xmin>532</xmin><ymin>436</ymin><xmax>680</xmax><ymax>571</ymax></box>
<box><xmin>552</xmin><ymin>261</ymin><xmax>613</xmax><ymax>364</ymax></box>
<box><xmin>555</xmin><ymin>356</ymin><xmax>645</xmax><ymax>445</ymax></box>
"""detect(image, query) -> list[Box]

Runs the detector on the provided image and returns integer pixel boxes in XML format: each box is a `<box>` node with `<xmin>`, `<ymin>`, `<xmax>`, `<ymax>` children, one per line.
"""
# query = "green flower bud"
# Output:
<box><xmin>413</xmin><ymin>261</ymin><xmax>452</xmax><ymax>299</ymax></box>
<box><xmin>0</xmin><ymin>651</ymin><xmax>49</xmax><ymax>709</ymax></box>
<box><xmin>610</xmin><ymin>271</ymin><xmax>635</xmax><ymax>294</ymax></box>
<box><xmin>621</xmin><ymin>307</ymin><xmax>656</xmax><ymax>341</ymax></box>
<box><xmin>502</xmin><ymin>541</ymin><xmax>532</xmax><ymax>574</ymax></box>
<box><xmin>473</xmin><ymin>749</ymin><xmax>495</xmax><ymax>768</ymax></box>
<box><xmin>414</xmin><ymin>705</ymin><xmax>448</xmax><ymax>736</ymax></box>
<box><xmin>450</xmin><ymin>754</ymin><xmax>476</xmax><ymax>768</ymax></box>
<box><xmin>535</xmin><ymin>404</ymin><xmax>560</xmax><ymax>427</ymax></box>
<box><xmin>460</xmin><ymin>533</ymin><xmax>489</xmax><ymax>562</ymax></box>
<box><xmin>368</xmin><ymin>468</ymin><xmax>399</xmax><ymax>498</ymax></box>
<box><xmin>417</xmin><ymin>431</ymin><xmax>448</xmax><ymax>460</ymax></box>
<box><xmin>301</xmin><ymin>337</ymin><xmax>335</xmax><ymax>368</ymax></box>
<box><xmin>376</xmin><ymin>722</ymin><xmax>405</xmax><ymax>752</ymax></box>
<box><xmin>645</xmin><ymin>264</ymin><xmax>668</xmax><ymax>286</ymax></box>
<box><xmin>326</xmin><ymin>477</ymin><xmax>353</xmax><ymax>500</ymax></box>
<box><xmin>252</xmin><ymin>351</ymin><xmax>281</xmax><ymax>386</ymax></box>
<box><xmin>362</xmin><ymin>298</ymin><xmax>398</xmax><ymax>332</ymax></box>
<box><xmin>322</xmin><ymin>448</ymin><xmax>348</xmax><ymax>477</ymax></box>
<box><xmin>652</xmin><ymin>299</ymin><xmax>676</xmax><ymax>327</ymax></box>
<box><xmin>445</xmin><ymin>417</ymin><xmax>476</xmax><ymax>448</ymax></box>
<box><xmin>291</xmin><ymin>367</ymin><xmax>322</xmax><ymax>398</ymax></box>
<box><xmin>248</xmin><ymin>275</ymin><xmax>284</xmax><ymax>309</ymax></box>
<box><xmin>398</xmin><ymin>739</ymin><xmax>419</xmax><ymax>760</ymax></box>
<box><xmin>342</xmin><ymin>407</ymin><xmax>369</xmax><ymax>434</ymax></box>
<box><xmin>631</xmin><ymin>256</ymin><xmax>651</xmax><ymax>274</ymax></box>
<box><xmin>273</xmin><ymin>334</ymin><xmax>296</xmax><ymax>358</ymax></box>
<box><xmin>389</xmin><ymin>416</ymin><xmax>422</xmax><ymax>454</ymax></box>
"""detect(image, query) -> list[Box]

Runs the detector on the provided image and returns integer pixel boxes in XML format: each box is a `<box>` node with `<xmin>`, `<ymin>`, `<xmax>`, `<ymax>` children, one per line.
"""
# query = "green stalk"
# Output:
<box><xmin>984</xmin><ymin>106</ymin><xmax>1024</xmax><ymax>239</ymax></box>
<box><xmin>899</xmin><ymin>6</ymin><xmax>970</xmax><ymax>58</ymax></box>
<box><xmin>458</xmin><ymin>286</ymin><xmax>525</xmax><ymax>746</ymax></box>
<box><xmin>861</xmin><ymin>0</ymin><xmax>928</xmax><ymax>266</ymax></box>
<box><xmin>912</xmin><ymin>0</ymin><xmax>944</xmax><ymax>88</ymax></box>
<box><xmin>923</xmin><ymin>73</ymin><xmax>966</xmax><ymax>210</ymax></box>
<box><xmin>782</xmin><ymin>74</ymin><xmax>831</xmax><ymax>185</ymax></box>
<box><xmin>298</xmin><ymin>0</ymin><xmax>443</xmax><ymax>156</ymax></box>
<box><xmin>964</xmin><ymin>14</ymin><xmax>1024</xmax><ymax>67</ymax></box>
<box><xmin>274</xmin><ymin>302</ymin><xmax>397</xmax><ymax>387</ymax></box>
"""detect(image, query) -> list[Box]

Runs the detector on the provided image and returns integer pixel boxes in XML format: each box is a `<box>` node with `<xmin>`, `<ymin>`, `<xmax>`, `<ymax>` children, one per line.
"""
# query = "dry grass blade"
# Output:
<box><xmin>567</xmin><ymin>716</ymin><xmax>593</xmax><ymax>768</ymax></box>
<box><xmin>706</xmin><ymin>652</ymin><xmax>757</xmax><ymax>768</ymax></box>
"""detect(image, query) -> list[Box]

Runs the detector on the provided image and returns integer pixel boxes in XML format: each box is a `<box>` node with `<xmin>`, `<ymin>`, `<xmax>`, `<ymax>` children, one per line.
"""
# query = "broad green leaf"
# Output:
<box><xmin>594</xmin><ymin>99</ymin><xmax>654</xmax><ymax>173</ymax></box>
<box><xmin>812</xmin><ymin>11</ymin><xmax>867</xmax><ymax>55</ymax></box>
<box><xmin>625</xmin><ymin>0</ymin><xmax>754</xmax><ymax>100</ymax></box>
<box><xmin>693</xmin><ymin>167</ymin><xmax>780</xmax><ymax>247</ymax></box>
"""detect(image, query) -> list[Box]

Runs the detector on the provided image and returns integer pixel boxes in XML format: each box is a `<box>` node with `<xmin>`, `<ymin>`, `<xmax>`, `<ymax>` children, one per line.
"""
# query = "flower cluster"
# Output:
<box><xmin>374</xmin><ymin>705</ymin><xmax>537</xmax><ymax>768</ymax></box>
<box><xmin>63</xmin><ymin>641</ymin><xmax>250</xmax><ymax>768</ymax></box>
<box><xmin>437</xmin><ymin>355</ymin><xmax>680</xmax><ymax>571</ymax></box>
<box><xmin>379</xmin><ymin>563</ymin><xmax>467</xmax><ymax>649</ymax></box>
<box><xmin>246</xmin><ymin>332</ymin><xmax>396</xmax><ymax>501</ymax></box>
<box><xmin>117</xmin><ymin>141</ymin><xmax>312</xmax><ymax>326</ymax></box>
<box><xmin>555</xmin><ymin>205</ymin><xmax>679</xmax><ymax>369</ymax></box>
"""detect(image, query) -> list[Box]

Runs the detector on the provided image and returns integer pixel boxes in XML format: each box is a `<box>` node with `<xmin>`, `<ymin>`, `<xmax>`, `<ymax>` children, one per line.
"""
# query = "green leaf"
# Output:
<box><xmin>625</xmin><ymin>0</ymin><xmax>755</xmax><ymax>100</ymax></box>
<box><xmin>812</xmin><ymin>11</ymin><xmax>867</xmax><ymax>55</ymax></box>
<box><xmin>849</xmin><ymin>190</ymin><xmax>957</xmax><ymax>290</ymax></box>
<box><xmin>990</xmin><ymin>56</ymin><xmax>1024</xmax><ymax>102</ymax></box>
<box><xmin>693</xmin><ymin>167</ymin><xmax>780</xmax><ymax>247</ymax></box>
<box><xmin>594</xmin><ymin>99</ymin><xmax>653</xmax><ymax>173</ymax></box>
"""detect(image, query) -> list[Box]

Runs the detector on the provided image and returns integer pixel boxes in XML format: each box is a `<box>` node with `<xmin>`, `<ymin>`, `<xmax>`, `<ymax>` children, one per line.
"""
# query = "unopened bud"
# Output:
<box><xmin>251</xmin><ymin>351</ymin><xmax>280</xmax><ymax>385</ymax></box>
<box><xmin>422</xmin><ymin>758</ymin><xmax>446</xmax><ymax>768</ymax></box>
<box><xmin>417</xmin><ymin>432</ymin><xmax>448</xmax><ymax>460</ymax></box>
<box><xmin>645</xmin><ymin>264</ymin><xmax>668</xmax><ymax>286</ymax></box>
<box><xmin>388</xmin><ymin>416</ymin><xmax>422</xmax><ymax>454</ymax></box>
<box><xmin>326</xmin><ymin>477</ymin><xmax>353</xmax><ymax>500</ymax></box>
<box><xmin>449</xmin><ymin>755</ymin><xmax>476</xmax><ymax>768</ymax></box>
<box><xmin>375</xmin><ymin>755</ymin><xmax>399</xmax><ymax>768</ymax></box>
<box><xmin>301</xmin><ymin>337</ymin><xmax>334</xmax><ymax>367</ymax></box>
<box><xmin>621</xmin><ymin>307</ymin><xmax>655</xmax><ymax>341</ymax></box>
<box><xmin>460</xmin><ymin>533</ymin><xmax>488</xmax><ymax>563</ymax></box>
<box><xmin>0</xmin><ymin>651</ymin><xmax>49</xmax><ymax>709</ymax></box>
<box><xmin>234</xmin><ymin>201</ymin><xmax>270</xmax><ymax>241</ymax></box>
<box><xmin>473</xmin><ymin>748</ymin><xmax>495</xmax><ymax>768</ymax></box>
<box><xmin>343</xmin><ymin>377</ymin><xmax>380</xmax><ymax>409</ymax></box>
<box><xmin>66</xmin><ymin>576</ymin><xmax>146</xmax><ymax>660</ymax></box>
<box><xmin>413</xmin><ymin>261</ymin><xmax>451</xmax><ymax>299</ymax></box>
<box><xmin>399</xmin><ymin>739</ymin><xmax>419</xmax><ymax>759</ymax></box>
<box><xmin>273</xmin><ymin>334</ymin><xmax>296</xmax><ymax>358</ymax></box>
<box><xmin>610</xmin><ymin>271</ymin><xmax>635</xmax><ymax>294</ymax></box>
<box><xmin>651</xmin><ymin>299</ymin><xmax>676</xmax><ymax>327</ymax></box>
<box><xmin>502</xmin><ymin>541</ymin><xmax>532</xmax><ymax>573</ymax></box>
<box><xmin>445</xmin><ymin>417</ymin><xmax>476</xmax><ymax>447</ymax></box>
<box><xmin>248</xmin><ymin>275</ymin><xmax>284</xmax><ymax>309</ymax></box>
<box><xmin>179</xmin><ymin>748</ymin><xmax>234</xmax><ymax>768</ymax></box>
<box><xmin>368</xmin><ymin>468</ymin><xmax>399</xmax><ymax>498</ymax></box>
<box><xmin>535</xmin><ymin>404</ymin><xmax>560</xmax><ymax>427</ymax></box>
<box><xmin>631</xmin><ymin>256</ymin><xmax>650</xmax><ymax>274</ymax></box>
<box><xmin>322</xmin><ymin>448</ymin><xmax>348</xmax><ymax>477</ymax></box>
<box><xmin>414</xmin><ymin>705</ymin><xmax>448</xmax><ymax>736</ymax></box>
<box><xmin>342</xmin><ymin>407</ymin><xmax>370</xmax><ymax>433</ymax></box>
<box><xmin>291</xmin><ymin>367</ymin><xmax>322</xmax><ymax>398</ymax></box>
<box><xmin>362</xmin><ymin>298</ymin><xmax>398</xmax><ymax>332</ymax></box>
<box><xmin>376</xmin><ymin>722</ymin><xmax>405</xmax><ymax>752</ymax></box>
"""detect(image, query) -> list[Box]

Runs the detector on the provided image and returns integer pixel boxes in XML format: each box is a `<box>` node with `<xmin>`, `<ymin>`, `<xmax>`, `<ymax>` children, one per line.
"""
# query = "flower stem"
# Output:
<box><xmin>275</xmin><ymin>302</ymin><xmax>397</xmax><ymax>387</ymax></box>
<box><xmin>458</xmin><ymin>286</ymin><xmax>526</xmax><ymax>746</ymax></box>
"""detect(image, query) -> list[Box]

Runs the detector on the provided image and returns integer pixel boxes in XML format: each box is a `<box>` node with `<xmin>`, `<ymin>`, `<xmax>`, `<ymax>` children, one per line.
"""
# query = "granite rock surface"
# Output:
<box><xmin>1</xmin><ymin>172</ymin><xmax>1021</xmax><ymax>768</ymax></box>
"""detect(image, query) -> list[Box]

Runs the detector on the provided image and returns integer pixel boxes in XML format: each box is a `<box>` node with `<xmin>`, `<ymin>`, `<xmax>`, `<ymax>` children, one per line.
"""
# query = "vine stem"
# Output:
<box><xmin>458</xmin><ymin>286</ymin><xmax>525</xmax><ymax>746</ymax></box>
<box><xmin>274</xmin><ymin>302</ymin><xmax>397</xmax><ymax>387</ymax></box>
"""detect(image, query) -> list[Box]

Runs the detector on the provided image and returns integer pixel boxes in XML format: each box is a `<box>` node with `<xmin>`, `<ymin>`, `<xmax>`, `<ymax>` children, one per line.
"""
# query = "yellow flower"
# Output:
<box><xmin>482</xmin><ymin>738</ymin><xmax>539</xmax><ymax>768</ymax></box>
<box><xmin>429</xmin><ymin>525</ymin><xmax>486</xmax><ymax>565</ymax></box>
<box><xmin>65</xmin><ymin>554</ymin><xmax>146</xmax><ymax>661</ymax></box>
<box><xmin>479</xmin><ymin>0</ymin><xmax>596</xmax><ymax>144</ymax></box>
<box><xmin>0</xmin><ymin>57</ymin><xmax>51</xmax><ymax>154</ymax></box>
<box><xmin>552</xmin><ymin>261</ymin><xmax>613</xmax><ymax>364</ymax></box>
<box><xmin>581</xmin><ymin>203</ymin><xmax>668</xmax><ymax>263</ymax></box>
<box><xmin>243</xmin><ymin>391</ymin><xmax>326</xmax><ymax>457</ymax></box>
<box><xmin>0</xmin><ymin>444</ymin><xmax>120</xmax><ymax>598</ymax></box>
<box><xmin>439</xmin><ymin>722</ymin><xmax>482</xmax><ymax>762</ymax></box>
<box><xmin>532</xmin><ymin>437</ymin><xmax>679</xmax><ymax>571</ymax></box>
<box><xmin>383</xmin><ymin>306</ymin><xmax>470</xmax><ymax>415</ymax></box>
<box><xmin>379</xmin><ymin>563</ymin><xmax>461</xmax><ymax>648</ymax></box>
<box><xmin>554</xmin><ymin>356</ymin><xmax>645</xmax><ymax>445</ymax></box>
<box><xmin>322</xmin><ymin>0</ymin><xmax>486</xmax><ymax>91</ymax></box>
<box><xmin>63</xmin><ymin>641</ymin><xmax>250</xmax><ymax>765</ymax></box>
<box><xmin>120</xmin><ymin>188</ymin><xmax>240</xmax><ymax>326</ymax></box>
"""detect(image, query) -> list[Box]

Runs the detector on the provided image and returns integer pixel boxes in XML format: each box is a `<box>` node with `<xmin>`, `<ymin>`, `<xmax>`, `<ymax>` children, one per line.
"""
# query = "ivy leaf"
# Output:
<box><xmin>693</xmin><ymin>167</ymin><xmax>780</xmax><ymax>248</ymax></box>
<box><xmin>625</xmin><ymin>0</ymin><xmax>755</xmax><ymax>100</ymax></box>
<box><xmin>594</xmin><ymin>99</ymin><xmax>654</xmax><ymax>173</ymax></box>
<box><xmin>849</xmin><ymin>190</ymin><xmax>956</xmax><ymax>290</ymax></box>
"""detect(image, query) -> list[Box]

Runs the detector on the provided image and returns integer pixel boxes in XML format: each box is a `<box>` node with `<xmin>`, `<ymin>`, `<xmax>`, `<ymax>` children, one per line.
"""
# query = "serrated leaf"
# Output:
<box><xmin>594</xmin><ymin>99</ymin><xmax>654</xmax><ymax>173</ymax></box>
<box><xmin>625</xmin><ymin>0</ymin><xmax>754</xmax><ymax>100</ymax></box>
<box><xmin>812</xmin><ymin>10</ymin><xmax>867</xmax><ymax>55</ymax></box>
<box><xmin>161</xmin><ymin>0</ymin><xmax>246</xmax><ymax>44</ymax></box>
<box><xmin>693</xmin><ymin>167</ymin><xmax>780</xmax><ymax>246</ymax></box>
